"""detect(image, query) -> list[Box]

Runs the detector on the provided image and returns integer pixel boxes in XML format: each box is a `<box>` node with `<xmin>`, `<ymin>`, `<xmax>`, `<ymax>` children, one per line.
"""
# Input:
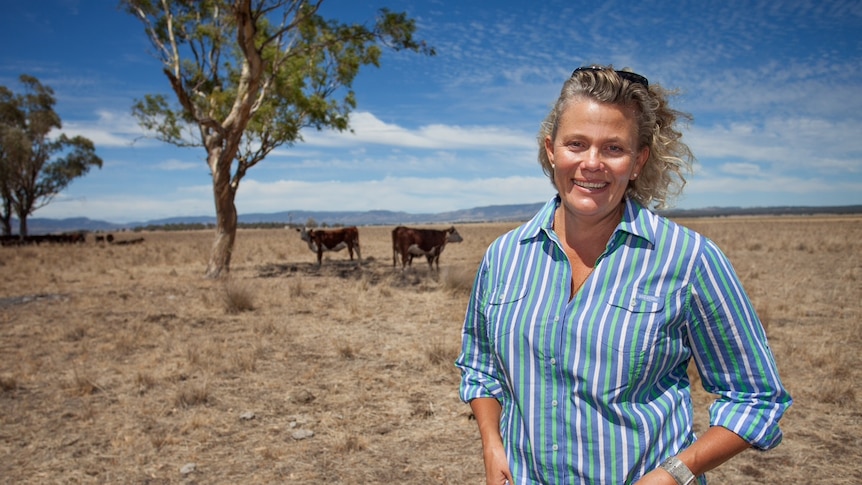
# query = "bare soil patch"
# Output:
<box><xmin>0</xmin><ymin>218</ymin><xmax>859</xmax><ymax>484</ymax></box>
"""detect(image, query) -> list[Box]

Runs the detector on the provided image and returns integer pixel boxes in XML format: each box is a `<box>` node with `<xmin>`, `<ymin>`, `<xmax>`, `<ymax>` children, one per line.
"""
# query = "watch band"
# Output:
<box><xmin>659</xmin><ymin>456</ymin><xmax>696</xmax><ymax>485</ymax></box>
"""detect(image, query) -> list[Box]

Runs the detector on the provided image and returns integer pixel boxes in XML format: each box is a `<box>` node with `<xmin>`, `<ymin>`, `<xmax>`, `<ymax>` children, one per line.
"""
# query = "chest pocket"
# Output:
<box><xmin>601</xmin><ymin>287</ymin><xmax>666</xmax><ymax>354</ymax></box>
<box><xmin>485</xmin><ymin>283</ymin><xmax>528</xmax><ymax>341</ymax></box>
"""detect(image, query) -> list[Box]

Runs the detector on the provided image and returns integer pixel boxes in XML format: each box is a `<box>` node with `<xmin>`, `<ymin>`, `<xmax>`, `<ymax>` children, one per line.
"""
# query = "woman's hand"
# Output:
<box><xmin>482</xmin><ymin>441</ymin><xmax>513</xmax><ymax>485</ymax></box>
<box><xmin>470</xmin><ymin>397</ymin><xmax>513</xmax><ymax>485</ymax></box>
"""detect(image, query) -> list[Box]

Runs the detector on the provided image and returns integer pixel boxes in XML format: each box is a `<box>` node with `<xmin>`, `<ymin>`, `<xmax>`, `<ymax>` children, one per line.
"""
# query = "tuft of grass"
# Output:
<box><xmin>754</xmin><ymin>302</ymin><xmax>770</xmax><ymax>334</ymax></box>
<box><xmin>65</xmin><ymin>325</ymin><xmax>87</xmax><ymax>342</ymax></box>
<box><xmin>440</xmin><ymin>266</ymin><xmax>475</xmax><ymax>296</ymax></box>
<box><xmin>148</xmin><ymin>426</ymin><xmax>176</xmax><ymax>450</ymax></box>
<box><xmin>175</xmin><ymin>381</ymin><xmax>210</xmax><ymax>408</ymax></box>
<box><xmin>426</xmin><ymin>339</ymin><xmax>455</xmax><ymax>366</ymax></box>
<box><xmin>335</xmin><ymin>434</ymin><xmax>368</xmax><ymax>453</ymax></box>
<box><xmin>222</xmin><ymin>279</ymin><xmax>255</xmax><ymax>314</ymax></box>
<box><xmin>409</xmin><ymin>393</ymin><xmax>435</xmax><ymax>418</ymax></box>
<box><xmin>186</xmin><ymin>347</ymin><xmax>201</xmax><ymax>368</ymax></box>
<box><xmin>0</xmin><ymin>374</ymin><xmax>19</xmax><ymax>393</ymax></box>
<box><xmin>135</xmin><ymin>371</ymin><xmax>157</xmax><ymax>395</ymax></box>
<box><xmin>338</xmin><ymin>342</ymin><xmax>357</xmax><ymax>360</ymax></box>
<box><xmin>819</xmin><ymin>378</ymin><xmax>856</xmax><ymax>406</ymax></box>
<box><xmin>69</xmin><ymin>369</ymin><xmax>103</xmax><ymax>396</ymax></box>
<box><xmin>231</xmin><ymin>349</ymin><xmax>258</xmax><ymax>372</ymax></box>
<box><xmin>288</xmin><ymin>278</ymin><xmax>305</xmax><ymax>298</ymax></box>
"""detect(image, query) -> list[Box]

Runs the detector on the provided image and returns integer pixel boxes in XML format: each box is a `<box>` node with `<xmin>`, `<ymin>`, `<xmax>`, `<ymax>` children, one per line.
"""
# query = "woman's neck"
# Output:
<box><xmin>553</xmin><ymin>202</ymin><xmax>624</xmax><ymax>267</ymax></box>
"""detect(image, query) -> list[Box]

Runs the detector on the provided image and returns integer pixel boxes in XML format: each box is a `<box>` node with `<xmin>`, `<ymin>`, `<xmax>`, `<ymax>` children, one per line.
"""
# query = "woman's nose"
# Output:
<box><xmin>581</xmin><ymin>147</ymin><xmax>602</xmax><ymax>170</ymax></box>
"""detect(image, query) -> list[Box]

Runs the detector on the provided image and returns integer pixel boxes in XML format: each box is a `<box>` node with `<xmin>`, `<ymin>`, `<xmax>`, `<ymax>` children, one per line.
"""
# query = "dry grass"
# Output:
<box><xmin>0</xmin><ymin>217</ymin><xmax>860</xmax><ymax>483</ymax></box>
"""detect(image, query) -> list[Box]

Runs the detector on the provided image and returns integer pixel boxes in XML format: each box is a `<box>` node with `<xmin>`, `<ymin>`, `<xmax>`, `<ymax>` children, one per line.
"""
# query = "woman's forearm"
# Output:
<box><xmin>470</xmin><ymin>397</ymin><xmax>504</xmax><ymax>447</ymax></box>
<box><xmin>637</xmin><ymin>426</ymin><xmax>751</xmax><ymax>484</ymax></box>
<box><xmin>470</xmin><ymin>397</ymin><xmax>513</xmax><ymax>485</ymax></box>
<box><xmin>676</xmin><ymin>425</ymin><xmax>751</xmax><ymax>476</ymax></box>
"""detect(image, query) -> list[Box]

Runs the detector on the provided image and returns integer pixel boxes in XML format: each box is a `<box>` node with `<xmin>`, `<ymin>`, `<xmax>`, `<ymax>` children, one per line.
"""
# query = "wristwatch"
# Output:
<box><xmin>659</xmin><ymin>456</ymin><xmax>696</xmax><ymax>485</ymax></box>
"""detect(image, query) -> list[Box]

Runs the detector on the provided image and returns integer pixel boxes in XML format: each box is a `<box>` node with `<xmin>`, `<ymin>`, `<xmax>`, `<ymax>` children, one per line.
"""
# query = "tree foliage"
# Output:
<box><xmin>123</xmin><ymin>0</ymin><xmax>434</xmax><ymax>278</ymax></box>
<box><xmin>0</xmin><ymin>75</ymin><xmax>103</xmax><ymax>237</ymax></box>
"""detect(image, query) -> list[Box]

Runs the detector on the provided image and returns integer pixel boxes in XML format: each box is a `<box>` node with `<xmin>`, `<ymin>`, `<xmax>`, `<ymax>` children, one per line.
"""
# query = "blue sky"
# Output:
<box><xmin>1</xmin><ymin>0</ymin><xmax>860</xmax><ymax>223</ymax></box>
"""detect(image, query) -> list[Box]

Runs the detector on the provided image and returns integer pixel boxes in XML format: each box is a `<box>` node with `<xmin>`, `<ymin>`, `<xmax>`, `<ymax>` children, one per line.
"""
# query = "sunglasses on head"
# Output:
<box><xmin>572</xmin><ymin>66</ymin><xmax>649</xmax><ymax>88</ymax></box>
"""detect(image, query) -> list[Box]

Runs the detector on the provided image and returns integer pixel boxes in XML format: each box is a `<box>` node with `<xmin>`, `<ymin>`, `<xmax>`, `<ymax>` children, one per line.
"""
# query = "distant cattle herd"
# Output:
<box><xmin>1</xmin><ymin>225</ymin><xmax>465</xmax><ymax>270</ymax></box>
<box><xmin>0</xmin><ymin>232</ymin><xmax>144</xmax><ymax>246</ymax></box>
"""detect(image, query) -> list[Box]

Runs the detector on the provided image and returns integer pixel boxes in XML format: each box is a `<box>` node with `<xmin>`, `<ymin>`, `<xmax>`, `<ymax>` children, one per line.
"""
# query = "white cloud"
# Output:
<box><xmin>301</xmin><ymin>112</ymin><xmax>534</xmax><ymax>151</ymax></box>
<box><xmin>678</xmin><ymin>171</ymin><xmax>862</xmax><ymax>208</ymax></box>
<box><xmin>720</xmin><ymin>162</ymin><xmax>763</xmax><ymax>176</ymax></box>
<box><xmin>60</xmin><ymin>109</ymin><xmax>151</xmax><ymax>148</ymax></box>
<box><xmin>157</xmin><ymin>159</ymin><xmax>199</xmax><ymax>171</ymax></box>
<box><xmin>36</xmin><ymin>193</ymin><xmax>215</xmax><ymax>223</ymax></box>
<box><xmin>36</xmin><ymin>174</ymin><xmax>555</xmax><ymax>223</ymax></box>
<box><xmin>233</xmin><ymin>175</ymin><xmax>554</xmax><ymax>214</ymax></box>
<box><xmin>686</xmin><ymin>115</ymin><xmax>862</xmax><ymax>174</ymax></box>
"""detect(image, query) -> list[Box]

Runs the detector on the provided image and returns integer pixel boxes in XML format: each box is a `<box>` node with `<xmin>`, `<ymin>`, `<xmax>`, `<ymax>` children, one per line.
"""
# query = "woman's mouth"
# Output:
<box><xmin>573</xmin><ymin>179</ymin><xmax>607</xmax><ymax>190</ymax></box>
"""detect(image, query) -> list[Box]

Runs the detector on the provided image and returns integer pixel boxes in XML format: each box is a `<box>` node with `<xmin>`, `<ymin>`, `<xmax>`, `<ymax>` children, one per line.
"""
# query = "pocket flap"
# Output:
<box><xmin>608</xmin><ymin>287</ymin><xmax>665</xmax><ymax>313</ymax></box>
<box><xmin>488</xmin><ymin>283</ymin><xmax>528</xmax><ymax>306</ymax></box>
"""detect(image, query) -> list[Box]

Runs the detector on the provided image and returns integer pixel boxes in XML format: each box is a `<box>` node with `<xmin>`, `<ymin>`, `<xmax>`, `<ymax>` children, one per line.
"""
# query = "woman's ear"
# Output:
<box><xmin>635</xmin><ymin>145</ymin><xmax>650</xmax><ymax>173</ymax></box>
<box><xmin>545</xmin><ymin>136</ymin><xmax>555</xmax><ymax>168</ymax></box>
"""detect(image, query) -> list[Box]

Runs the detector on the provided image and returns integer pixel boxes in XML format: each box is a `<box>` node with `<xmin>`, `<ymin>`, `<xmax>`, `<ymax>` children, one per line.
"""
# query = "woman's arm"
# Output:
<box><xmin>635</xmin><ymin>426</ymin><xmax>750</xmax><ymax>484</ymax></box>
<box><xmin>470</xmin><ymin>397</ymin><xmax>513</xmax><ymax>485</ymax></box>
<box><xmin>688</xmin><ymin>240</ymin><xmax>791</xmax><ymax>450</ymax></box>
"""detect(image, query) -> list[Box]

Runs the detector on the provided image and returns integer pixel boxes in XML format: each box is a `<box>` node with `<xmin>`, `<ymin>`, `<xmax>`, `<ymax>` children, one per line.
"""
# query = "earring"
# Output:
<box><xmin>632</xmin><ymin>173</ymin><xmax>638</xmax><ymax>179</ymax></box>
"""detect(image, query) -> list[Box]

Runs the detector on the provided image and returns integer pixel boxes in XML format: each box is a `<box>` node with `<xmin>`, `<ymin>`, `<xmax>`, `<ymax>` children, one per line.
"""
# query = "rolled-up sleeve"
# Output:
<box><xmin>687</xmin><ymin>239</ymin><xmax>792</xmax><ymax>450</ymax></box>
<box><xmin>456</xmin><ymin>257</ymin><xmax>504</xmax><ymax>403</ymax></box>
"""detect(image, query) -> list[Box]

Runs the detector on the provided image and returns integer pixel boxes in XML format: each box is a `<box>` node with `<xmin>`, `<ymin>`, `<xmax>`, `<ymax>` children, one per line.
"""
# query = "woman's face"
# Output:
<box><xmin>545</xmin><ymin>98</ymin><xmax>648</xmax><ymax>222</ymax></box>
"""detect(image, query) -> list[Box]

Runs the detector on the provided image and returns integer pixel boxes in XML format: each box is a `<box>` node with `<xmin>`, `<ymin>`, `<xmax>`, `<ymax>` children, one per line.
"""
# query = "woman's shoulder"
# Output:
<box><xmin>486</xmin><ymin>198</ymin><xmax>556</xmax><ymax>251</ymax></box>
<box><xmin>650</xmin><ymin>212</ymin><xmax>729</xmax><ymax>261</ymax></box>
<box><xmin>486</xmin><ymin>221</ymin><xmax>534</xmax><ymax>251</ymax></box>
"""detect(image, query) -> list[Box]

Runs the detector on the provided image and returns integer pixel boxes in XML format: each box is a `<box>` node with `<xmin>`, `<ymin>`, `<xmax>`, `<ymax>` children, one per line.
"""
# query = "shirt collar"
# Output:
<box><xmin>619</xmin><ymin>197</ymin><xmax>657</xmax><ymax>246</ymax></box>
<box><xmin>519</xmin><ymin>195</ymin><xmax>657</xmax><ymax>247</ymax></box>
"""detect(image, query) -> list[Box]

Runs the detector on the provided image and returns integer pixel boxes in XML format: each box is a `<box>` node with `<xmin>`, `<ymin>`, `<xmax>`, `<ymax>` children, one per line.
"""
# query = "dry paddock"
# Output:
<box><xmin>0</xmin><ymin>217</ymin><xmax>860</xmax><ymax>484</ymax></box>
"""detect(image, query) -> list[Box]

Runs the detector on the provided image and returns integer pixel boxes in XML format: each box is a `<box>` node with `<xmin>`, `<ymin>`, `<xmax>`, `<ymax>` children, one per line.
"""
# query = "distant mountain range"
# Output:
<box><xmin>14</xmin><ymin>202</ymin><xmax>862</xmax><ymax>235</ymax></box>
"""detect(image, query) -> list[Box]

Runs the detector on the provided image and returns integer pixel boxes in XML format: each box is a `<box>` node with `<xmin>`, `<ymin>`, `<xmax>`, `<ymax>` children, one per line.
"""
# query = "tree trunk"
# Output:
<box><xmin>17</xmin><ymin>214</ymin><xmax>28</xmax><ymax>238</ymax></box>
<box><xmin>204</xmin><ymin>151</ymin><xmax>237</xmax><ymax>279</ymax></box>
<box><xmin>0</xmin><ymin>202</ymin><xmax>11</xmax><ymax>236</ymax></box>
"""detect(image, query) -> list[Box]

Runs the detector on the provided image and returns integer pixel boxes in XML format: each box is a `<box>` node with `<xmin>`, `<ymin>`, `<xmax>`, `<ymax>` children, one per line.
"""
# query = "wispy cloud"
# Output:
<box><xmin>61</xmin><ymin>109</ymin><xmax>151</xmax><ymax>148</ymax></box>
<box><xmin>157</xmin><ymin>159</ymin><xmax>198</xmax><ymax>171</ymax></box>
<box><xmin>301</xmin><ymin>111</ymin><xmax>534</xmax><ymax>150</ymax></box>
<box><xmin>234</xmin><ymin>175</ymin><xmax>554</xmax><ymax>214</ymax></box>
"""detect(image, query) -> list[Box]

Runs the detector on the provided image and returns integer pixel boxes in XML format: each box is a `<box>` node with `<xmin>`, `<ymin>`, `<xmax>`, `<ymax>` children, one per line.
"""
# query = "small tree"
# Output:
<box><xmin>124</xmin><ymin>0</ymin><xmax>434</xmax><ymax>278</ymax></box>
<box><xmin>0</xmin><ymin>75</ymin><xmax>102</xmax><ymax>237</ymax></box>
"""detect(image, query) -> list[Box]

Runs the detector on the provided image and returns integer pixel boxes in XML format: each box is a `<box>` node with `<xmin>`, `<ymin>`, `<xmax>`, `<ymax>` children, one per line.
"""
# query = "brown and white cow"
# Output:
<box><xmin>297</xmin><ymin>226</ymin><xmax>361</xmax><ymax>265</ymax></box>
<box><xmin>391</xmin><ymin>226</ymin><xmax>463</xmax><ymax>271</ymax></box>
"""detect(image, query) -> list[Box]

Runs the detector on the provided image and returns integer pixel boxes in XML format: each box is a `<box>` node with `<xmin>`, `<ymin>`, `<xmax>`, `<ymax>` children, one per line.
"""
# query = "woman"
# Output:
<box><xmin>456</xmin><ymin>65</ymin><xmax>791</xmax><ymax>484</ymax></box>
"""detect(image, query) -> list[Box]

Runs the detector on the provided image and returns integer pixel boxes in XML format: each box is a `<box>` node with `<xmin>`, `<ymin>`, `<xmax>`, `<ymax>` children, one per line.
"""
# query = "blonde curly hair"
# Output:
<box><xmin>538</xmin><ymin>65</ymin><xmax>694</xmax><ymax>210</ymax></box>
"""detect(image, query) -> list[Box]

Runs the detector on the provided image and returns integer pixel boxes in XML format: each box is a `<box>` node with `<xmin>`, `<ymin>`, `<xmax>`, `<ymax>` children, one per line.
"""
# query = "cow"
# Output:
<box><xmin>297</xmin><ymin>226</ymin><xmax>361</xmax><ymax>265</ymax></box>
<box><xmin>392</xmin><ymin>226</ymin><xmax>463</xmax><ymax>271</ymax></box>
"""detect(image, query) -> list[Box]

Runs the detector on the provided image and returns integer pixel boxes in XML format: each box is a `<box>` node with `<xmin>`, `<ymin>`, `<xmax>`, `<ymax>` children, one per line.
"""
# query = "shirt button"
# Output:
<box><xmin>550</xmin><ymin>358</ymin><xmax>556</xmax><ymax>365</ymax></box>
<box><xmin>554</xmin><ymin>316</ymin><xmax>559</xmax><ymax>322</ymax></box>
<box><xmin>552</xmin><ymin>444</ymin><xmax>559</xmax><ymax>451</ymax></box>
<box><xmin>552</xmin><ymin>400</ymin><xmax>558</xmax><ymax>407</ymax></box>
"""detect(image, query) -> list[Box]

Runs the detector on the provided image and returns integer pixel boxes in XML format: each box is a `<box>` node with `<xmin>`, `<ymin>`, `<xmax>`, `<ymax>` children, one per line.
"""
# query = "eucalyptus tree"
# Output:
<box><xmin>124</xmin><ymin>0</ymin><xmax>434</xmax><ymax>278</ymax></box>
<box><xmin>0</xmin><ymin>75</ymin><xmax>102</xmax><ymax>237</ymax></box>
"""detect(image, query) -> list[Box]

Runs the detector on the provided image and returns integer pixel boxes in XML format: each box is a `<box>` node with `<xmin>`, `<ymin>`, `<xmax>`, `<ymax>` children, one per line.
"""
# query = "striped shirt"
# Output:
<box><xmin>456</xmin><ymin>196</ymin><xmax>791</xmax><ymax>484</ymax></box>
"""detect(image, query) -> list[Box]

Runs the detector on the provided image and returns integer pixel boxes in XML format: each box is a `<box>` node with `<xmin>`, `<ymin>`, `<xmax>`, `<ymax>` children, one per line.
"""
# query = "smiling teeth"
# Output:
<box><xmin>574</xmin><ymin>180</ymin><xmax>606</xmax><ymax>189</ymax></box>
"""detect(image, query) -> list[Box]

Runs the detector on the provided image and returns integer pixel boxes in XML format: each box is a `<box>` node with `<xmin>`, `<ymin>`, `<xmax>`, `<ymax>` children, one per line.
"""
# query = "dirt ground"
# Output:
<box><xmin>0</xmin><ymin>216</ymin><xmax>860</xmax><ymax>484</ymax></box>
